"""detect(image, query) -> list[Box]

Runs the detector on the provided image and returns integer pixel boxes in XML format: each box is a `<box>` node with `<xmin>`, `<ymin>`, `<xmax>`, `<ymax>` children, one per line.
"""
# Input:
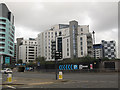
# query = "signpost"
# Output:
<box><xmin>7</xmin><ymin>73</ymin><xmax>12</xmax><ymax>83</ymax></box>
<box><xmin>59</xmin><ymin>71</ymin><xmax>63</xmax><ymax>80</ymax></box>
<box><xmin>37</xmin><ymin>62</ymin><xmax>40</xmax><ymax>66</ymax></box>
<box><xmin>5</xmin><ymin>57</ymin><xmax>10</xmax><ymax>64</ymax></box>
<box><xmin>90</xmin><ymin>64</ymin><xmax>93</xmax><ymax>69</ymax></box>
<box><xmin>55</xmin><ymin>51</ymin><xmax>62</xmax><ymax>80</ymax></box>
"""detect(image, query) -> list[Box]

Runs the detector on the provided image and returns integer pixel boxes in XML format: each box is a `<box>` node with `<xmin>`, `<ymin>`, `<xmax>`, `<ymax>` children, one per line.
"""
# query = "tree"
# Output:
<box><xmin>101</xmin><ymin>57</ymin><xmax>109</xmax><ymax>61</ymax></box>
<box><xmin>35</xmin><ymin>56</ymin><xmax>45</xmax><ymax>65</ymax></box>
<box><xmin>17</xmin><ymin>59</ymin><xmax>23</xmax><ymax>64</ymax></box>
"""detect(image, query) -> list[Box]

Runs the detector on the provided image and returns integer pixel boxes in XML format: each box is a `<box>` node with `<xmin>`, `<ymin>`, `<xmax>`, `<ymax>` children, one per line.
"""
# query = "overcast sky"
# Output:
<box><xmin>4</xmin><ymin>1</ymin><xmax>118</xmax><ymax>57</ymax></box>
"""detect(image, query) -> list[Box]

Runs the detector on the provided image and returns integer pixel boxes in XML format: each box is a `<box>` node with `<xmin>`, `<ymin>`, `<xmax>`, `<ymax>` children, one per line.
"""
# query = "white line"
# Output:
<box><xmin>6</xmin><ymin>85</ymin><xmax>16</xmax><ymax>89</ymax></box>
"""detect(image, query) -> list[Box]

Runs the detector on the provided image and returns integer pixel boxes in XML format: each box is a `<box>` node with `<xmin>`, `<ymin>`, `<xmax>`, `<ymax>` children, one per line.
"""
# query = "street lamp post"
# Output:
<box><xmin>92</xmin><ymin>31</ymin><xmax>96</xmax><ymax>59</ymax></box>
<box><xmin>92</xmin><ymin>31</ymin><xmax>95</xmax><ymax>44</ymax></box>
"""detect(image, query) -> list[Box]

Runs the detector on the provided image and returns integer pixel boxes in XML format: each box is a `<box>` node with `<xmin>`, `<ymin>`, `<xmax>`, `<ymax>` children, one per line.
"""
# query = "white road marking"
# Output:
<box><xmin>6</xmin><ymin>85</ymin><xmax>16</xmax><ymax>89</ymax></box>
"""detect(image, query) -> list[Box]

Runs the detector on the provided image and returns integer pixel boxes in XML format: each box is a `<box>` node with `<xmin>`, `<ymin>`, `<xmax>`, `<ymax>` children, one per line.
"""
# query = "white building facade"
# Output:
<box><xmin>19</xmin><ymin>38</ymin><xmax>37</xmax><ymax>63</ymax></box>
<box><xmin>37</xmin><ymin>20</ymin><xmax>93</xmax><ymax>61</ymax></box>
<box><xmin>93</xmin><ymin>44</ymin><xmax>103</xmax><ymax>59</ymax></box>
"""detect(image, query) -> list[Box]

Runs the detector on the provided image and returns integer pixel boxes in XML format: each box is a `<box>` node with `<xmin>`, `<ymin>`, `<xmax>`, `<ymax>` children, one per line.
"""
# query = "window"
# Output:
<box><xmin>59</xmin><ymin>31</ymin><xmax>62</xmax><ymax>36</ymax></box>
<box><xmin>9</xmin><ymin>51</ymin><xmax>13</xmax><ymax>54</ymax></box>
<box><xmin>29</xmin><ymin>49</ymin><xmax>34</xmax><ymax>51</ymax></box>
<box><xmin>9</xmin><ymin>37</ymin><xmax>13</xmax><ymax>42</ymax></box>
<box><xmin>67</xmin><ymin>53</ymin><xmax>69</xmax><ymax>56</ymax></box>
<box><xmin>80</xmin><ymin>42</ymin><xmax>82</xmax><ymax>45</ymax></box>
<box><xmin>0</xmin><ymin>29</ymin><xmax>5</xmax><ymax>32</ymax></box>
<box><xmin>10</xmin><ymin>42</ymin><xmax>13</xmax><ymax>46</ymax></box>
<box><xmin>0</xmin><ymin>24</ymin><xmax>6</xmax><ymax>27</ymax></box>
<box><xmin>81</xmin><ymin>52</ymin><xmax>83</xmax><ymax>55</ymax></box>
<box><xmin>81</xmin><ymin>28</ymin><xmax>83</xmax><ymax>31</ymax></box>
<box><xmin>0</xmin><ymin>44</ymin><xmax>5</xmax><ymax>47</ymax></box>
<box><xmin>67</xmin><ymin>39</ymin><xmax>69</xmax><ymax>42</ymax></box>
<box><xmin>80</xmin><ymin>37</ymin><xmax>82</xmax><ymax>41</ymax></box>
<box><xmin>55</xmin><ymin>32</ymin><xmax>57</xmax><ymax>36</ymax></box>
<box><xmin>0</xmin><ymin>34</ymin><xmax>5</xmax><ymax>37</ymax></box>
<box><xmin>0</xmin><ymin>39</ymin><xmax>5</xmax><ymax>42</ymax></box>
<box><xmin>9</xmin><ymin>46</ymin><xmax>13</xmax><ymax>50</ymax></box>
<box><xmin>0</xmin><ymin>19</ymin><xmax>6</xmax><ymax>23</ymax></box>
<box><xmin>81</xmin><ymin>47</ymin><xmax>83</xmax><ymax>50</ymax></box>
<box><xmin>0</xmin><ymin>49</ymin><xmax>4</xmax><ymax>52</ymax></box>
<box><xmin>67</xmin><ymin>48</ymin><xmax>69</xmax><ymax>51</ymax></box>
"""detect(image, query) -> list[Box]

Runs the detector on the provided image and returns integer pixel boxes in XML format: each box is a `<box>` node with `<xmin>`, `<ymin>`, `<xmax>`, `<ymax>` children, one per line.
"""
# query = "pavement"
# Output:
<box><xmin>1</xmin><ymin>71</ymin><xmax>119</xmax><ymax>89</ymax></box>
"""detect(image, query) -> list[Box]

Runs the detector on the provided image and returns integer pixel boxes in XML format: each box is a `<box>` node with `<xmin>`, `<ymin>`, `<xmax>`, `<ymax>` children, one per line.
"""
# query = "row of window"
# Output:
<box><xmin>0</xmin><ymin>19</ymin><xmax>15</xmax><ymax>30</ymax></box>
<box><xmin>0</xmin><ymin>49</ymin><xmax>4</xmax><ymax>52</ymax></box>
<box><xmin>0</xmin><ymin>44</ymin><xmax>5</xmax><ymax>47</ymax></box>
<box><xmin>0</xmin><ymin>19</ymin><xmax>6</xmax><ymax>23</ymax></box>
<box><xmin>9</xmin><ymin>32</ymin><xmax>14</xmax><ymax>39</ymax></box>
<box><xmin>24</xmin><ymin>41</ymin><xmax>37</xmax><ymax>44</ymax></box>
<box><xmin>0</xmin><ymin>24</ymin><xmax>6</xmax><ymax>27</ymax></box>
<box><xmin>8</xmin><ymin>46</ymin><xmax>13</xmax><ymax>50</ymax></box>
<box><xmin>8</xmin><ymin>41</ymin><xmax>13</xmax><ymax>46</ymax></box>
<box><xmin>0</xmin><ymin>29</ymin><xmax>5</xmax><ymax>32</ymax></box>
<box><xmin>0</xmin><ymin>34</ymin><xmax>5</xmax><ymax>37</ymax></box>
<box><xmin>45</xmin><ymin>31</ymin><xmax>62</xmax><ymax>36</ymax></box>
<box><xmin>0</xmin><ymin>39</ymin><xmax>5</xmax><ymax>42</ymax></box>
<box><xmin>9</xmin><ymin>28</ymin><xmax>14</xmax><ymax>35</ymax></box>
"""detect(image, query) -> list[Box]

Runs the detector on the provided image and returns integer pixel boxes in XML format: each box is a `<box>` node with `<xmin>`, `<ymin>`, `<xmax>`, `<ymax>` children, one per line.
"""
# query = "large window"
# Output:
<box><xmin>0</xmin><ymin>34</ymin><xmax>5</xmax><ymax>37</ymax></box>
<box><xmin>0</xmin><ymin>29</ymin><xmax>6</xmax><ymax>32</ymax></box>
<box><xmin>0</xmin><ymin>24</ymin><xmax>6</xmax><ymax>27</ymax></box>
<box><xmin>0</xmin><ymin>39</ymin><xmax>5</xmax><ymax>42</ymax></box>
<box><xmin>80</xmin><ymin>37</ymin><xmax>82</xmax><ymax>41</ymax></box>
<box><xmin>0</xmin><ymin>49</ymin><xmax>4</xmax><ymax>52</ymax></box>
<box><xmin>0</xmin><ymin>44</ymin><xmax>5</xmax><ymax>47</ymax></box>
<box><xmin>0</xmin><ymin>19</ymin><xmax>6</xmax><ymax>23</ymax></box>
<box><xmin>81</xmin><ymin>28</ymin><xmax>83</xmax><ymax>31</ymax></box>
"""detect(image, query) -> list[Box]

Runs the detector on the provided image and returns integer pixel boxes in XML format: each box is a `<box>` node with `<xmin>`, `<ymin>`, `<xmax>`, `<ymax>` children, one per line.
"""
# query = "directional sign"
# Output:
<box><xmin>38</xmin><ymin>62</ymin><xmax>40</xmax><ymax>66</ymax></box>
<box><xmin>74</xmin><ymin>65</ymin><xmax>78</xmax><ymax>70</ymax></box>
<box><xmin>5</xmin><ymin>57</ymin><xmax>10</xmax><ymax>64</ymax></box>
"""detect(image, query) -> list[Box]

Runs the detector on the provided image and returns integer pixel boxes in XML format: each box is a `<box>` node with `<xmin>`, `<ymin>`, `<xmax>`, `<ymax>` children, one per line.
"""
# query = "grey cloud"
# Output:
<box><xmin>5</xmin><ymin>2</ymin><xmax>118</xmax><ymax>40</ymax></box>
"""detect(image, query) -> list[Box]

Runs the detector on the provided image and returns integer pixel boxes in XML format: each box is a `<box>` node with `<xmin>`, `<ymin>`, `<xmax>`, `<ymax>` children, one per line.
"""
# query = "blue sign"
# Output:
<box><xmin>22</xmin><ymin>63</ymin><xmax>26</xmax><ymax>66</ymax></box>
<box><xmin>74</xmin><ymin>65</ymin><xmax>78</xmax><ymax>70</ymax></box>
<box><xmin>38</xmin><ymin>62</ymin><xmax>40</xmax><ymax>66</ymax></box>
<box><xmin>59</xmin><ymin>64</ymin><xmax>89</xmax><ymax>70</ymax></box>
<box><xmin>5</xmin><ymin>57</ymin><xmax>10</xmax><ymax>64</ymax></box>
<box><xmin>25</xmin><ymin>67</ymin><xmax>29</xmax><ymax>70</ymax></box>
<box><xmin>59</xmin><ymin>65</ymin><xmax>73</xmax><ymax>70</ymax></box>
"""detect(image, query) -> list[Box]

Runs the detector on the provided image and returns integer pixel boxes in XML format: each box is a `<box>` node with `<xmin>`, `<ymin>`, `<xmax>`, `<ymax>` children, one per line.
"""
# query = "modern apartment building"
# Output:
<box><xmin>0</xmin><ymin>3</ymin><xmax>15</xmax><ymax>64</ymax></box>
<box><xmin>37</xmin><ymin>20</ymin><xmax>93</xmax><ymax>61</ymax></box>
<box><xmin>19</xmin><ymin>38</ymin><xmax>37</xmax><ymax>63</ymax></box>
<box><xmin>16</xmin><ymin>38</ymin><xmax>23</xmax><ymax>62</ymax></box>
<box><xmin>93</xmin><ymin>44</ymin><xmax>103</xmax><ymax>59</ymax></box>
<box><xmin>101</xmin><ymin>40</ymin><xmax>116</xmax><ymax>59</ymax></box>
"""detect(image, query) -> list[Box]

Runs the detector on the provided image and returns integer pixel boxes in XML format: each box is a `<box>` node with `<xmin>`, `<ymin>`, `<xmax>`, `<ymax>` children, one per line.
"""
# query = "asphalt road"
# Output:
<box><xmin>2</xmin><ymin>71</ymin><xmax>119</xmax><ymax>88</ymax></box>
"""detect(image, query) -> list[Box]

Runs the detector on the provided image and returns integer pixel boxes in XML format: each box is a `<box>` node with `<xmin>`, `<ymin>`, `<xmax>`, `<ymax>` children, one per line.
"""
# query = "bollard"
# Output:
<box><xmin>7</xmin><ymin>73</ymin><xmax>12</xmax><ymax>83</ymax></box>
<box><xmin>90</xmin><ymin>64</ymin><xmax>93</xmax><ymax>69</ymax></box>
<box><xmin>59</xmin><ymin>71</ymin><xmax>63</xmax><ymax>80</ymax></box>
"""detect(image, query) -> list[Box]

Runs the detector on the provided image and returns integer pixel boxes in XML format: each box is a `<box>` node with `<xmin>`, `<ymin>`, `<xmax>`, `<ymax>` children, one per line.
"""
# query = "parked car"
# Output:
<box><xmin>1</xmin><ymin>68</ymin><xmax>12</xmax><ymax>74</ymax></box>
